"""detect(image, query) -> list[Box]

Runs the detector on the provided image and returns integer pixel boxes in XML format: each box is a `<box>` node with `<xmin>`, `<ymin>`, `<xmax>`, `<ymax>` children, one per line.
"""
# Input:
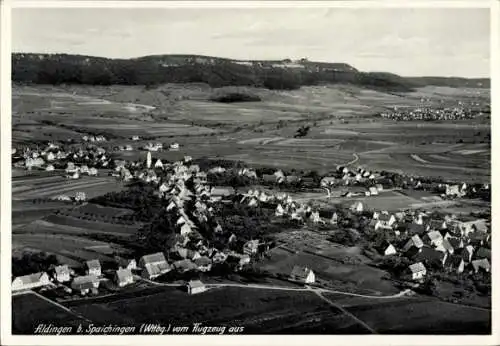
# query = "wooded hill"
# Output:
<box><xmin>12</xmin><ymin>53</ymin><xmax>490</xmax><ymax>91</ymax></box>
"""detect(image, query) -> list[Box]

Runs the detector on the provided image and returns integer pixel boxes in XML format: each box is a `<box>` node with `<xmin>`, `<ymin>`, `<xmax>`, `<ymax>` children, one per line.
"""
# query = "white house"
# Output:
<box><xmin>71</xmin><ymin>275</ymin><xmax>100</xmax><ymax>295</ymax></box>
<box><xmin>53</xmin><ymin>265</ymin><xmax>71</xmax><ymax>283</ymax></box>
<box><xmin>114</xmin><ymin>268</ymin><xmax>134</xmax><ymax>287</ymax></box>
<box><xmin>290</xmin><ymin>266</ymin><xmax>315</xmax><ymax>284</ymax></box>
<box><xmin>408</xmin><ymin>262</ymin><xmax>427</xmax><ymax>281</ymax></box>
<box><xmin>12</xmin><ymin>272</ymin><xmax>51</xmax><ymax>291</ymax></box>
<box><xmin>85</xmin><ymin>260</ymin><xmax>102</xmax><ymax>277</ymax></box>
<box><xmin>187</xmin><ymin>280</ymin><xmax>206</xmax><ymax>295</ymax></box>
<box><xmin>139</xmin><ymin>252</ymin><xmax>171</xmax><ymax>279</ymax></box>
<box><xmin>384</xmin><ymin>244</ymin><xmax>397</xmax><ymax>256</ymax></box>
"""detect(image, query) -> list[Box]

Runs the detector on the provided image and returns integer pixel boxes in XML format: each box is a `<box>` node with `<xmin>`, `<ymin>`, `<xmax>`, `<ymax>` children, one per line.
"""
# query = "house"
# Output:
<box><xmin>368</xmin><ymin>187</ymin><xmax>379</xmax><ymax>196</ymax></box>
<box><xmin>309</xmin><ymin>211</ymin><xmax>323</xmax><ymax>224</ymax></box>
<box><xmin>426</xmin><ymin>219</ymin><xmax>447</xmax><ymax>231</ymax></box>
<box><xmin>194</xmin><ymin>256</ymin><xmax>212</xmax><ymax>272</ymax></box>
<box><xmin>210</xmin><ymin>186</ymin><xmax>235</xmax><ymax>198</ymax></box>
<box><xmin>408</xmin><ymin>262</ymin><xmax>427</xmax><ymax>281</ymax></box>
<box><xmin>445</xmin><ymin>184</ymin><xmax>461</xmax><ymax>197</ymax></box>
<box><xmin>375</xmin><ymin>184</ymin><xmax>384</xmax><ymax>192</ymax></box>
<box><xmin>237</xmin><ymin>254</ymin><xmax>251</xmax><ymax>268</ymax></box>
<box><xmin>275</xmin><ymin>204</ymin><xmax>285</xmax><ymax>217</ymax></box>
<box><xmin>301</xmin><ymin>177</ymin><xmax>316</xmax><ymax>188</ymax></box>
<box><xmin>456</xmin><ymin>245</ymin><xmax>475</xmax><ymax>263</ymax></box>
<box><xmin>379</xmin><ymin>214</ymin><xmax>396</xmax><ymax>227</ymax></box>
<box><xmin>349</xmin><ymin>201</ymin><xmax>363</xmax><ymax>213</ymax></box>
<box><xmin>53</xmin><ymin>265</ymin><xmax>71</xmax><ymax>283</ymax></box>
<box><xmin>320</xmin><ymin>177</ymin><xmax>336</xmax><ymax>187</ymax></box>
<box><xmin>407</xmin><ymin>223</ymin><xmax>425</xmax><ymax>236</ymax></box>
<box><xmin>45</xmin><ymin>164</ymin><xmax>55</xmax><ymax>172</ymax></box>
<box><xmin>114</xmin><ymin>268</ymin><xmax>134</xmax><ymax>287</ymax></box>
<box><xmin>261</xmin><ymin>174</ymin><xmax>277</xmax><ymax>184</ymax></box>
<box><xmin>154</xmin><ymin>159</ymin><xmax>164</xmax><ymax>169</ymax></box>
<box><xmin>85</xmin><ymin>260</ymin><xmax>101</xmax><ymax>277</ymax></box>
<box><xmin>382</xmin><ymin>242</ymin><xmax>398</xmax><ymax>256</ymax></box>
<box><xmin>12</xmin><ymin>272</ymin><xmax>51</xmax><ymax>291</ymax></box>
<box><xmin>115</xmin><ymin>257</ymin><xmax>137</xmax><ymax>270</ymax></box>
<box><xmin>473</xmin><ymin>247</ymin><xmax>491</xmax><ymax>261</ymax></box>
<box><xmin>329</xmin><ymin>212</ymin><xmax>339</xmax><ymax>225</ymax></box>
<box><xmin>435</xmin><ymin>238</ymin><xmax>454</xmax><ymax>254</ymax></box>
<box><xmin>289</xmin><ymin>266</ymin><xmax>315</xmax><ymax>284</ymax></box>
<box><xmin>414</xmin><ymin>246</ymin><xmax>447</xmax><ymax>267</ymax></box>
<box><xmin>173</xmin><ymin>259</ymin><xmax>197</xmax><ymax>273</ymax></box>
<box><xmin>71</xmin><ymin>275</ymin><xmax>100</xmax><ymax>295</ymax></box>
<box><xmin>422</xmin><ymin>231</ymin><xmax>444</xmax><ymax>247</ymax></box>
<box><xmin>187</xmin><ymin>280</ymin><xmax>206</xmax><ymax>295</ymax></box>
<box><xmin>447</xmin><ymin>236</ymin><xmax>464</xmax><ymax>250</ymax></box>
<box><xmin>139</xmin><ymin>252</ymin><xmax>171</xmax><ymax>279</ymax></box>
<box><xmin>180</xmin><ymin>224</ymin><xmax>192</xmax><ymax>236</ymax></box>
<box><xmin>471</xmin><ymin>259</ymin><xmax>490</xmax><ymax>273</ymax></box>
<box><xmin>402</xmin><ymin>235</ymin><xmax>424</xmax><ymax>252</ymax></box>
<box><xmin>243</xmin><ymin>240</ymin><xmax>259</xmax><ymax>255</ymax></box>
<box><xmin>286</xmin><ymin>175</ymin><xmax>301</xmax><ymax>184</ymax></box>
<box><xmin>468</xmin><ymin>231</ymin><xmax>488</xmax><ymax>247</ymax></box>
<box><xmin>444</xmin><ymin>255</ymin><xmax>465</xmax><ymax>274</ymax></box>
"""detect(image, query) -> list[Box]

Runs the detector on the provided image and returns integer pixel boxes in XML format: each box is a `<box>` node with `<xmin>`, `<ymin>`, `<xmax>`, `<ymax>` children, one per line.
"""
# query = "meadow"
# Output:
<box><xmin>69</xmin><ymin>286</ymin><xmax>370</xmax><ymax>334</ymax></box>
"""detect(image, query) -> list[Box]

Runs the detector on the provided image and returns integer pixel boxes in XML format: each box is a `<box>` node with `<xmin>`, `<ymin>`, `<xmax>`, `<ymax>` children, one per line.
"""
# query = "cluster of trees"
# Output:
<box><xmin>12</xmin><ymin>252</ymin><xmax>59</xmax><ymax>277</ymax></box>
<box><xmin>90</xmin><ymin>182</ymin><xmax>162</xmax><ymax>221</ymax></box>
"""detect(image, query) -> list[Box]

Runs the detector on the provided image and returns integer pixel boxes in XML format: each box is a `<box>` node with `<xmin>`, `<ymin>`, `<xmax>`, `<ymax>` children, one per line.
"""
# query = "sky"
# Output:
<box><xmin>12</xmin><ymin>7</ymin><xmax>490</xmax><ymax>78</ymax></box>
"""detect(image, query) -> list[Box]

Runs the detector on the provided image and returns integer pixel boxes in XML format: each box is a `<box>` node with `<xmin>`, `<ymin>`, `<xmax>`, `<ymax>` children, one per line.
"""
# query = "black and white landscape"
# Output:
<box><xmin>9</xmin><ymin>5</ymin><xmax>492</xmax><ymax>336</ymax></box>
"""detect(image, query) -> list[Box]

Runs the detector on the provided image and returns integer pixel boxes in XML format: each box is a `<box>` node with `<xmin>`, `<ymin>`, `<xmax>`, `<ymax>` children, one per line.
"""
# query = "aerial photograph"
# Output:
<box><xmin>9</xmin><ymin>5</ymin><xmax>491</xmax><ymax>336</ymax></box>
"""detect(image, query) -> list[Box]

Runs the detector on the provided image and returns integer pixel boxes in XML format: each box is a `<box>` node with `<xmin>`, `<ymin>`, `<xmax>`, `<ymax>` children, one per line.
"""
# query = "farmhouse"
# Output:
<box><xmin>368</xmin><ymin>186</ymin><xmax>379</xmax><ymax>196</ymax></box>
<box><xmin>53</xmin><ymin>265</ymin><xmax>71</xmax><ymax>283</ymax></box>
<box><xmin>114</xmin><ymin>268</ymin><xmax>134</xmax><ymax>287</ymax></box>
<box><xmin>187</xmin><ymin>280</ymin><xmax>206</xmax><ymax>295</ymax></box>
<box><xmin>45</xmin><ymin>164</ymin><xmax>55</xmax><ymax>171</ymax></box>
<box><xmin>71</xmin><ymin>275</ymin><xmax>100</xmax><ymax>296</ymax></box>
<box><xmin>12</xmin><ymin>272</ymin><xmax>51</xmax><ymax>291</ymax></box>
<box><xmin>85</xmin><ymin>260</ymin><xmax>102</xmax><ymax>277</ymax></box>
<box><xmin>289</xmin><ymin>266</ymin><xmax>315</xmax><ymax>284</ymax></box>
<box><xmin>408</xmin><ymin>262</ymin><xmax>427</xmax><ymax>281</ymax></box>
<box><xmin>139</xmin><ymin>252</ymin><xmax>171</xmax><ymax>279</ymax></box>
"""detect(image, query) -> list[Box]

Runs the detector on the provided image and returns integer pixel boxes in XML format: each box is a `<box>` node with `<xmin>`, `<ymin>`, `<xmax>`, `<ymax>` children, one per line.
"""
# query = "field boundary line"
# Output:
<box><xmin>311</xmin><ymin>290</ymin><xmax>376</xmax><ymax>334</ymax></box>
<box><xmin>27</xmin><ymin>291</ymin><xmax>93</xmax><ymax>323</ymax></box>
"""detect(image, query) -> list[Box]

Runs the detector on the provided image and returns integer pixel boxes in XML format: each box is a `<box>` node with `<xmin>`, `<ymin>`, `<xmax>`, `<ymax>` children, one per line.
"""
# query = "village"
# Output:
<box><xmin>11</xmin><ymin>135</ymin><xmax>491</xmax><ymax>305</ymax></box>
<box><xmin>379</xmin><ymin>103</ymin><xmax>488</xmax><ymax>122</ymax></box>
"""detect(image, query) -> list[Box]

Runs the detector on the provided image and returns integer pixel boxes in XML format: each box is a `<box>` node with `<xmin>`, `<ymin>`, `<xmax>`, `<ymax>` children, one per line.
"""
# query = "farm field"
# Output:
<box><xmin>12</xmin><ymin>174</ymin><xmax>126</xmax><ymax>201</ymax></box>
<box><xmin>258</xmin><ymin>246</ymin><xmax>398</xmax><ymax>296</ymax></box>
<box><xmin>324</xmin><ymin>294</ymin><xmax>491</xmax><ymax>334</ymax></box>
<box><xmin>12</xmin><ymin>232</ymin><xmax>131</xmax><ymax>266</ymax></box>
<box><xmin>12</xmin><ymin>292</ymin><xmax>90</xmax><ymax>334</ymax></box>
<box><xmin>68</xmin><ymin>286</ymin><xmax>370</xmax><ymax>334</ymax></box>
<box><xmin>12</xmin><ymin>83</ymin><xmax>490</xmax><ymax>182</ymax></box>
